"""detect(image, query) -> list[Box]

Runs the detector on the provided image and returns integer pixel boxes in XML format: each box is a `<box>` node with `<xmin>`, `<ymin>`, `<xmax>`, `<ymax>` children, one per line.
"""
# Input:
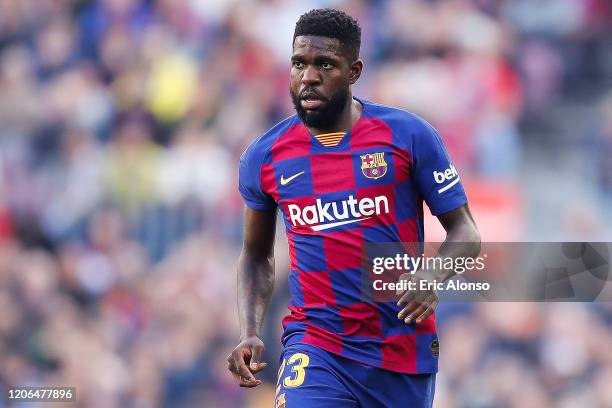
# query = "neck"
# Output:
<box><xmin>308</xmin><ymin>94</ymin><xmax>362</xmax><ymax>135</ymax></box>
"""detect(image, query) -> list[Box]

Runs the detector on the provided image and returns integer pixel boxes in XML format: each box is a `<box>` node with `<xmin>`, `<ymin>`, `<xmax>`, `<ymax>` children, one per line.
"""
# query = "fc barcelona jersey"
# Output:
<box><xmin>238</xmin><ymin>98</ymin><xmax>468</xmax><ymax>373</ymax></box>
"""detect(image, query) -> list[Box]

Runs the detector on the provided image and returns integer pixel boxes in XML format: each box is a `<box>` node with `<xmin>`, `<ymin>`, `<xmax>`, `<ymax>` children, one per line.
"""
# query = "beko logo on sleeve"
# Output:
<box><xmin>433</xmin><ymin>164</ymin><xmax>460</xmax><ymax>193</ymax></box>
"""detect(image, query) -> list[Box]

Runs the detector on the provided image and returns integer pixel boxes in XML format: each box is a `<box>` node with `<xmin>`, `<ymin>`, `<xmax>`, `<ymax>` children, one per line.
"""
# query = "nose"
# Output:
<box><xmin>301</xmin><ymin>65</ymin><xmax>320</xmax><ymax>86</ymax></box>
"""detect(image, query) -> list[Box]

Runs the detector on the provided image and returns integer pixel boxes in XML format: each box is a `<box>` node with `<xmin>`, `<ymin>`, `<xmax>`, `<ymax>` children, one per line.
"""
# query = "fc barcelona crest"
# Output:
<box><xmin>360</xmin><ymin>152</ymin><xmax>387</xmax><ymax>179</ymax></box>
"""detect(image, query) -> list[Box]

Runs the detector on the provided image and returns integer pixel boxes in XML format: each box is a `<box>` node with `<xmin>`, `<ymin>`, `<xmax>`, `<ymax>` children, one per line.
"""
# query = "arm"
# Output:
<box><xmin>433</xmin><ymin>204</ymin><xmax>481</xmax><ymax>280</ymax></box>
<box><xmin>227</xmin><ymin>206</ymin><xmax>277</xmax><ymax>388</ymax></box>
<box><xmin>397</xmin><ymin>204</ymin><xmax>481</xmax><ymax>324</ymax></box>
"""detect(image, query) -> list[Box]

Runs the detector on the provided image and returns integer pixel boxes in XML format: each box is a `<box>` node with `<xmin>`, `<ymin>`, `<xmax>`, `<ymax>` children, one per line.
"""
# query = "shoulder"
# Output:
<box><xmin>361</xmin><ymin>99</ymin><xmax>436</xmax><ymax>134</ymax></box>
<box><xmin>360</xmin><ymin>99</ymin><xmax>440</xmax><ymax>147</ymax></box>
<box><xmin>240</xmin><ymin>114</ymin><xmax>299</xmax><ymax>166</ymax></box>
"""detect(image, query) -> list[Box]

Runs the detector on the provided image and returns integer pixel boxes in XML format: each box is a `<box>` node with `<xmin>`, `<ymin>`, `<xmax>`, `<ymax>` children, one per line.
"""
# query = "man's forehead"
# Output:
<box><xmin>292</xmin><ymin>35</ymin><xmax>342</xmax><ymax>56</ymax></box>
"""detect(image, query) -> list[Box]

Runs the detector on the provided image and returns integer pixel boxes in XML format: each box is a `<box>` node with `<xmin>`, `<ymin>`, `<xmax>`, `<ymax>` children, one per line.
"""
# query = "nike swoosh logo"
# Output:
<box><xmin>280</xmin><ymin>171</ymin><xmax>305</xmax><ymax>186</ymax></box>
<box><xmin>311</xmin><ymin>217</ymin><xmax>371</xmax><ymax>231</ymax></box>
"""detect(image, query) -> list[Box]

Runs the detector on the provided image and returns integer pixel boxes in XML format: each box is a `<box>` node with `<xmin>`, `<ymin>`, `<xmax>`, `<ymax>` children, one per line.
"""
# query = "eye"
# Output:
<box><xmin>292</xmin><ymin>61</ymin><xmax>305</xmax><ymax>69</ymax></box>
<box><xmin>321</xmin><ymin>62</ymin><xmax>333</xmax><ymax>70</ymax></box>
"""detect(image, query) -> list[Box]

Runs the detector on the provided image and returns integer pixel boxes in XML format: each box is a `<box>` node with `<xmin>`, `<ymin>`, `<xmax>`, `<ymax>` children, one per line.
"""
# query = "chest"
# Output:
<box><xmin>266</xmin><ymin>145</ymin><xmax>414</xmax><ymax>233</ymax></box>
<box><xmin>271</xmin><ymin>147</ymin><xmax>411</xmax><ymax>198</ymax></box>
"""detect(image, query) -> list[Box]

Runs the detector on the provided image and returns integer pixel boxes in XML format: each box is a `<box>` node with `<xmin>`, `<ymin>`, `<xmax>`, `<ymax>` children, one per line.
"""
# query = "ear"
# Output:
<box><xmin>349</xmin><ymin>59</ymin><xmax>363</xmax><ymax>85</ymax></box>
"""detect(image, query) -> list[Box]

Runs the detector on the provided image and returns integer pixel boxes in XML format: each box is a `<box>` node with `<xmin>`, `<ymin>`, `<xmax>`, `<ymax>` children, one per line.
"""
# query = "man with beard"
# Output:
<box><xmin>228</xmin><ymin>8</ymin><xmax>480</xmax><ymax>407</ymax></box>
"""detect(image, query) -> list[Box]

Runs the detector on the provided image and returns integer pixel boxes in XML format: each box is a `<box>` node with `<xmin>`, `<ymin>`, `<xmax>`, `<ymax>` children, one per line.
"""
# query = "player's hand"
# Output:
<box><xmin>227</xmin><ymin>336</ymin><xmax>268</xmax><ymax>388</ymax></box>
<box><xmin>396</xmin><ymin>272</ymin><xmax>439</xmax><ymax>325</ymax></box>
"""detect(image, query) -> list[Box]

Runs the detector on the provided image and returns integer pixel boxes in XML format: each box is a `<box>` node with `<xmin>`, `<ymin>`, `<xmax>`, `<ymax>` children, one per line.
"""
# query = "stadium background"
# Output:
<box><xmin>0</xmin><ymin>0</ymin><xmax>611</xmax><ymax>407</ymax></box>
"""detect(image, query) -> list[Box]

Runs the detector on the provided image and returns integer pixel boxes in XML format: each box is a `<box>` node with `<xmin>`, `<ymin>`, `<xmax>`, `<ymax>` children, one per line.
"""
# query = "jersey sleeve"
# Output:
<box><xmin>238</xmin><ymin>142</ymin><xmax>277</xmax><ymax>211</ymax></box>
<box><xmin>412</xmin><ymin>120</ymin><xmax>468</xmax><ymax>215</ymax></box>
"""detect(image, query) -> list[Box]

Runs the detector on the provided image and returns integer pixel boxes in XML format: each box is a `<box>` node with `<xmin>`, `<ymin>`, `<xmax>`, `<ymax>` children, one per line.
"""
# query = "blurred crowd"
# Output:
<box><xmin>0</xmin><ymin>0</ymin><xmax>611</xmax><ymax>407</ymax></box>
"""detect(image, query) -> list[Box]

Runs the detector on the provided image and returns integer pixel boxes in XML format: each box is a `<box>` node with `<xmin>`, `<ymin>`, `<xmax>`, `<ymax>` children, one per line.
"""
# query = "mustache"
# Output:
<box><xmin>299</xmin><ymin>88</ymin><xmax>328</xmax><ymax>101</ymax></box>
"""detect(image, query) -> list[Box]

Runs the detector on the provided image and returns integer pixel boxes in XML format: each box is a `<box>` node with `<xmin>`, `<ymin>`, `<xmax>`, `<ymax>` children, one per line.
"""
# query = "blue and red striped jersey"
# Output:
<box><xmin>238</xmin><ymin>98</ymin><xmax>468</xmax><ymax>373</ymax></box>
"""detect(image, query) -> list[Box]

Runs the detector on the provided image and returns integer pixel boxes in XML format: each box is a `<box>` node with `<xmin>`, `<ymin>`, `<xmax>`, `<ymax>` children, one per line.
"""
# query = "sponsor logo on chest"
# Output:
<box><xmin>287</xmin><ymin>194</ymin><xmax>389</xmax><ymax>231</ymax></box>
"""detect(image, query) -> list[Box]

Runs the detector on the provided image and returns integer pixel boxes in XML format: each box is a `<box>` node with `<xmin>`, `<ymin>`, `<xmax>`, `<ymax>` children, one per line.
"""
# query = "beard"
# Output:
<box><xmin>290</xmin><ymin>86</ymin><xmax>349</xmax><ymax>129</ymax></box>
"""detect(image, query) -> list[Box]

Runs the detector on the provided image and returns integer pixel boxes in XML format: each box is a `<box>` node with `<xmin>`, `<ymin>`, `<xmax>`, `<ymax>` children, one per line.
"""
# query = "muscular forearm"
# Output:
<box><xmin>228</xmin><ymin>206</ymin><xmax>276</xmax><ymax>387</ymax></box>
<box><xmin>432</xmin><ymin>218</ymin><xmax>481</xmax><ymax>281</ymax></box>
<box><xmin>237</xmin><ymin>251</ymin><xmax>275</xmax><ymax>339</ymax></box>
<box><xmin>396</xmin><ymin>208</ymin><xmax>480</xmax><ymax>323</ymax></box>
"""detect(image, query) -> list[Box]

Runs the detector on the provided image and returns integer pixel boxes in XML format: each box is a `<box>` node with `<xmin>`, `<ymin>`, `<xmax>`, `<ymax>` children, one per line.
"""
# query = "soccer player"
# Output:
<box><xmin>227</xmin><ymin>8</ymin><xmax>480</xmax><ymax>407</ymax></box>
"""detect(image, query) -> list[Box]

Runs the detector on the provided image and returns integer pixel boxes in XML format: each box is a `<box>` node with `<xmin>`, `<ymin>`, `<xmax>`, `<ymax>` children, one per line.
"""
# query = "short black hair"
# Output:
<box><xmin>293</xmin><ymin>8</ymin><xmax>361</xmax><ymax>62</ymax></box>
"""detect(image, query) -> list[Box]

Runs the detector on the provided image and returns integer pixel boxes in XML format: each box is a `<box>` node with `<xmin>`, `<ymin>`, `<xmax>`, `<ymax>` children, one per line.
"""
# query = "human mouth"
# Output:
<box><xmin>301</xmin><ymin>98</ymin><xmax>324</xmax><ymax>110</ymax></box>
<box><xmin>300</xmin><ymin>92</ymin><xmax>327</xmax><ymax>110</ymax></box>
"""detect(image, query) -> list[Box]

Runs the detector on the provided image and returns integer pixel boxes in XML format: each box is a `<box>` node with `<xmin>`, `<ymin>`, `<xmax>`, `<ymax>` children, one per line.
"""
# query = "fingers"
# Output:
<box><xmin>227</xmin><ymin>338</ymin><xmax>270</xmax><ymax>388</ymax></box>
<box><xmin>229</xmin><ymin>350</ymin><xmax>261</xmax><ymax>388</ymax></box>
<box><xmin>397</xmin><ymin>295</ymin><xmax>437</xmax><ymax>324</ymax></box>
<box><xmin>397</xmin><ymin>301</ymin><xmax>420</xmax><ymax>322</ymax></box>
<box><xmin>249</xmin><ymin>362</ymin><xmax>268</xmax><ymax>374</ymax></box>
<box><xmin>397</xmin><ymin>288</ymin><xmax>415</xmax><ymax>307</ymax></box>
<box><xmin>396</xmin><ymin>273</ymin><xmax>413</xmax><ymax>296</ymax></box>
<box><xmin>397</xmin><ymin>281</ymin><xmax>429</xmax><ymax>307</ymax></box>
<box><xmin>234</xmin><ymin>372</ymin><xmax>261</xmax><ymax>387</ymax></box>
<box><xmin>235</xmin><ymin>351</ymin><xmax>259</xmax><ymax>385</ymax></box>
<box><xmin>414</xmin><ymin>298</ymin><xmax>438</xmax><ymax>323</ymax></box>
<box><xmin>249</xmin><ymin>344</ymin><xmax>267</xmax><ymax>373</ymax></box>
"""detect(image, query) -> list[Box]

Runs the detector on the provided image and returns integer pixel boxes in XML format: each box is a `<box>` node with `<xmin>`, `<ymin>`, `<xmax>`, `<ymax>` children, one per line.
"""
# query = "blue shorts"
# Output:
<box><xmin>274</xmin><ymin>343</ymin><xmax>436</xmax><ymax>408</ymax></box>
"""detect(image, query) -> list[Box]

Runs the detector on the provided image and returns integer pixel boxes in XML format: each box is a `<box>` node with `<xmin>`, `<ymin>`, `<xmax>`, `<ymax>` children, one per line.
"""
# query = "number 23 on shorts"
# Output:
<box><xmin>276</xmin><ymin>352</ymin><xmax>310</xmax><ymax>395</ymax></box>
